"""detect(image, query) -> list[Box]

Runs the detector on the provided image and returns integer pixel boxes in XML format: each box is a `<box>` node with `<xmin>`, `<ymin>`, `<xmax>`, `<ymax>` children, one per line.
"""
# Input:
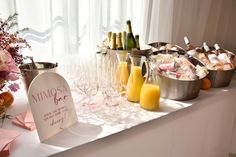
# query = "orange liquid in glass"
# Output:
<box><xmin>127</xmin><ymin>66</ymin><xmax>144</xmax><ymax>102</ymax></box>
<box><xmin>140</xmin><ymin>84</ymin><xmax>160</xmax><ymax>111</ymax></box>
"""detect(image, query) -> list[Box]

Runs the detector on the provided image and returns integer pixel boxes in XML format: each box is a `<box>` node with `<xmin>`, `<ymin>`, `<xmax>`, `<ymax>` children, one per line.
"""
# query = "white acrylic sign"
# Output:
<box><xmin>28</xmin><ymin>72</ymin><xmax>78</xmax><ymax>142</ymax></box>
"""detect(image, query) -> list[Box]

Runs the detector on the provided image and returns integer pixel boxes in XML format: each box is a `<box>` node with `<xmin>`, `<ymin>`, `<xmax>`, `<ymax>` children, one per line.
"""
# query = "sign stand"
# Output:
<box><xmin>28</xmin><ymin>72</ymin><xmax>78</xmax><ymax>142</ymax></box>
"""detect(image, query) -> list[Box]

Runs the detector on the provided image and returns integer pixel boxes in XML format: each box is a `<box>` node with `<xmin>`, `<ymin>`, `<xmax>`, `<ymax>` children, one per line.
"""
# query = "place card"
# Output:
<box><xmin>27</xmin><ymin>72</ymin><xmax>78</xmax><ymax>142</ymax></box>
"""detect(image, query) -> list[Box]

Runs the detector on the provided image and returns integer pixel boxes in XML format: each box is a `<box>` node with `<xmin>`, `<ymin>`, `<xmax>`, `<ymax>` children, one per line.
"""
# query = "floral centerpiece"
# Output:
<box><xmin>0</xmin><ymin>13</ymin><xmax>30</xmax><ymax>124</ymax></box>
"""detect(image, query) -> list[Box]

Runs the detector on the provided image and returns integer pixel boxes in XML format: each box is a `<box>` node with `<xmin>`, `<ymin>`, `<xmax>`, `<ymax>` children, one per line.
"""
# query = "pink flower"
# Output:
<box><xmin>8</xmin><ymin>83</ymin><xmax>20</xmax><ymax>92</ymax></box>
<box><xmin>0</xmin><ymin>50</ymin><xmax>20</xmax><ymax>73</ymax></box>
<box><xmin>5</xmin><ymin>72</ymin><xmax>19</xmax><ymax>81</ymax></box>
<box><xmin>0</xmin><ymin>50</ymin><xmax>20</xmax><ymax>90</ymax></box>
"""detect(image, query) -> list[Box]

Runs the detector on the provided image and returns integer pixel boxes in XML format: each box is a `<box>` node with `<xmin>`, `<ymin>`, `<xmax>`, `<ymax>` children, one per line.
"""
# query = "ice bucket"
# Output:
<box><xmin>207</xmin><ymin>68</ymin><xmax>236</xmax><ymax>88</ymax></box>
<box><xmin>151</xmin><ymin>50</ymin><xmax>207</xmax><ymax>101</ymax></box>
<box><xmin>186</xmin><ymin>46</ymin><xmax>236</xmax><ymax>88</ymax></box>
<box><xmin>19</xmin><ymin>62</ymin><xmax>58</xmax><ymax>91</ymax></box>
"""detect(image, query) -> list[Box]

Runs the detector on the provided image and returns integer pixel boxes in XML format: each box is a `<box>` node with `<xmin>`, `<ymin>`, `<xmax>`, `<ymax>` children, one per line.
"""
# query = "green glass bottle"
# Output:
<box><xmin>107</xmin><ymin>31</ymin><xmax>112</xmax><ymax>49</ymax></box>
<box><xmin>124</xmin><ymin>20</ymin><xmax>136</xmax><ymax>50</ymax></box>
<box><xmin>122</xmin><ymin>31</ymin><xmax>126</xmax><ymax>49</ymax></box>
<box><xmin>111</xmin><ymin>33</ymin><xmax>116</xmax><ymax>50</ymax></box>
<box><xmin>117</xmin><ymin>32</ymin><xmax>123</xmax><ymax>50</ymax></box>
<box><xmin>108</xmin><ymin>32</ymin><xmax>112</xmax><ymax>43</ymax></box>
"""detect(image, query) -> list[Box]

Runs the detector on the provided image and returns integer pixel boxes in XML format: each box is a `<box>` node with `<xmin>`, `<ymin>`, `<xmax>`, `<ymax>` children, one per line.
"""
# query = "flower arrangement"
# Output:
<box><xmin>0</xmin><ymin>13</ymin><xmax>30</xmax><ymax>124</ymax></box>
<box><xmin>0</xmin><ymin>13</ymin><xmax>30</xmax><ymax>91</ymax></box>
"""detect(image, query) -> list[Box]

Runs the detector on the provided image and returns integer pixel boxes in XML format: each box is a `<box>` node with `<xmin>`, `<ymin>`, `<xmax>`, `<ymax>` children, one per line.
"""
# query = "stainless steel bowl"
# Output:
<box><xmin>19</xmin><ymin>62</ymin><xmax>58</xmax><ymax>90</ymax></box>
<box><xmin>156</xmin><ymin>74</ymin><xmax>203</xmax><ymax>101</ymax></box>
<box><xmin>207</xmin><ymin>49</ymin><xmax>236</xmax><ymax>88</ymax></box>
<box><xmin>192</xmin><ymin>47</ymin><xmax>236</xmax><ymax>88</ymax></box>
<box><xmin>207</xmin><ymin>68</ymin><xmax>235</xmax><ymax>88</ymax></box>
<box><xmin>151</xmin><ymin>51</ymin><xmax>207</xmax><ymax>100</ymax></box>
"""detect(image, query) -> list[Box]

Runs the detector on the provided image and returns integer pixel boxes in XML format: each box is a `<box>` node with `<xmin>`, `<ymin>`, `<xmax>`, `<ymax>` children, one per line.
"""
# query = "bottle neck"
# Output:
<box><xmin>127</xmin><ymin>24</ymin><xmax>132</xmax><ymax>34</ymax></box>
<box><xmin>184</xmin><ymin>36</ymin><xmax>194</xmax><ymax>50</ymax></box>
<box><xmin>184</xmin><ymin>36</ymin><xmax>190</xmax><ymax>45</ymax></box>
<box><xmin>214</xmin><ymin>44</ymin><xmax>220</xmax><ymax>51</ymax></box>
<box><xmin>122</xmin><ymin>31</ymin><xmax>126</xmax><ymax>48</ymax></box>
<box><xmin>214</xmin><ymin>43</ymin><xmax>227</xmax><ymax>54</ymax></box>
<box><xmin>203</xmin><ymin>42</ymin><xmax>210</xmax><ymax>52</ymax></box>
<box><xmin>135</xmin><ymin>35</ymin><xmax>140</xmax><ymax>50</ymax></box>
<box><xmin>117</xmin><ymin>33</ymin><xmax>123</xmax><ymax>50</ymax></box>
<box><xmin>107</xmin><ymin>32</ymin><xmax>112</xmax><ymax>42</ymax></box>
<box><xmin>111</xmin><ymin>33</ymin><xmax>116</xmax><ymax>50</ymax></box>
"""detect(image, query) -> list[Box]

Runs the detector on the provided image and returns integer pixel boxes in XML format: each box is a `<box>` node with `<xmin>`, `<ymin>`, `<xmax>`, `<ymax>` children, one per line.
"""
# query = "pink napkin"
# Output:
<box><xmin>12</xmin><ymin>109</ymin><xmax>36</xmax><ymax>131</ymax></box>
<box><xmin>0</xmin><ymin>128</ymin><xmax>20</xmax><ymax>157</ymax></box>
<box><xmin>1</xmin><ymin>144</ymin><xmax>10</xmax><ymax>157</ymax></box>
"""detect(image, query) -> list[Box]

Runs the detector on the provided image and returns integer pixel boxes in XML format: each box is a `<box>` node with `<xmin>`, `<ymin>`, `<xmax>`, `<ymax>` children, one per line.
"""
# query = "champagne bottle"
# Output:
<box><xmin>184</xmin><ymin>36</ymin><xmax>194</xmax><ymax>51</ymax></box>
<box><xmin>214</xmin><ymin>43</ymin><xmax>227</xmax><ymax>54</ymax></box>
<box><xmin>203</xmin><ymin>42</ymin><xmax>219</xmax><ymax>64</ymax></box>
<box><xmin>214</xmin><ymin>43</ymin><xmax>220</xmax><ymax>55</ymax></box>
<box><xmin>124</xmin><ymin>20</ymin><xmax>136</xmax><ymax>50</ymax></box>
<box><xmin>135</xmin><ymin>35</ymin><xmax>140</xmax><ymax>50</ymax></box>
<box><xmin>108</xmin><ymin>32</ymin><xmax>112</xmax><ymax>43</ymax></box>
<box><xmin>184</xmin><ymin>36</ymin><xmax>198</xmax><ymax>57</ymax></box>
<box><xmin>117</xmin><ymin>32</ymin><xmax>123</xmax><ymax>50</ymax></box>
<box><xmin>122</xmin><ymin>31</ymin><xmax>126</xmax><ymax>49</ymax></box>
<box><xmin>214</xmin><ymin>43</ymin><xmax>231</xmax><ymax>64</ymax></box>
<box><xmin>107</xmin><ymin>32</ymin><xmax>112</xmax><ymax>49</ymax></box>
<box><xmin>214</xmin><ymin>43</ymin><xmax>220</xmax><ymax>51</ymax></box>
<box><xmin>203</xmin><ymin>42</ymin><xmax>211</xmax><ymax>53</ymax></box>
<box><xmin>111</xmin><ymin>33</ymin><xmax>116</xmax><ymax>50</ymax></box>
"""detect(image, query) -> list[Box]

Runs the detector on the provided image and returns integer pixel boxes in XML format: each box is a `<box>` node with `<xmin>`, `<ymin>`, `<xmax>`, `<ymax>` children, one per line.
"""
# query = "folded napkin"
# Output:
<box><xmin>12</xmin><ymin>109</ymin><xmax>36</xmax><ymax>131</ymax></box>
<box><xmin>0</xmin><ymin>128</ymin><xmax>20</xmax><ymax>157</ymax></box>
<box><xmin>1</xmin><ymin>144</ymin><xmax>10</xmax><ymax>157</ymax></box>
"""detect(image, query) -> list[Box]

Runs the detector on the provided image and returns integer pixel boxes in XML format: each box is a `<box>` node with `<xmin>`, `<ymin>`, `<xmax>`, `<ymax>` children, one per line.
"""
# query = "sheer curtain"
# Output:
<box><xmin>1</xmin><ymin>0</ymin><xmax>154</xmax><ymax>61</ymax></box>
<box><xmin>1</xmin><ymin>0</ymin><xmax>236</xmax><ymax>61</ymax></box>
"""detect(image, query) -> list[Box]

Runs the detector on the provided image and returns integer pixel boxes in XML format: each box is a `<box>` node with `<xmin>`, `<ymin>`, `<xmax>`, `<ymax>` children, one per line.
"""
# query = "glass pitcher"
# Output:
<box><xmin>126</xmin><ymin>54</ymin><xmax>145</xmax><ymax>102</ymax></box>
<box><xmin>115</xmin><ymin>51</ymin><xmax>129</xmax><ymax>95</ymax></box>
<box><xmin>140</xmin><ymin>59</ymin><xmax>160</xmax><ymax>111</ymax></box>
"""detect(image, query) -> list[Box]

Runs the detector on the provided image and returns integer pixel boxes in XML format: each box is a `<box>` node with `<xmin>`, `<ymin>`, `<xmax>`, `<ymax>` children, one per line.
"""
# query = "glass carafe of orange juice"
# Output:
<box><xmin>115</xmin><ymin>51</ymin><xmax>129</xmax><ymax>95</ymax></box>
<box><xmin>127</xmin><ymin>54</ymin><xmax>145</xmax><ymax>102</ymax></box>
<box><xmin>140</xmin><ymin>60</ymin><xmax>160</xmax><ymax>111</ymax></box>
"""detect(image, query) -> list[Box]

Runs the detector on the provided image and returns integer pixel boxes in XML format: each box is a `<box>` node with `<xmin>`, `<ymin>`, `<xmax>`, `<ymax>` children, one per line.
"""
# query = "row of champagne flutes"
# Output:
<box><xmin>59</xmin><ymin>51</ymin><xmax>131</xmax><ymax>126</ymax></box>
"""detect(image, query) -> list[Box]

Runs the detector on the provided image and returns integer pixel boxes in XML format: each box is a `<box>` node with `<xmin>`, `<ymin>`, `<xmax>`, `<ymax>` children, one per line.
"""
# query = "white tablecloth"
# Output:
<box><xmin>3</xmin><ymin>80</ymin><xmax>236</xmax><ymax>157</ymax></box>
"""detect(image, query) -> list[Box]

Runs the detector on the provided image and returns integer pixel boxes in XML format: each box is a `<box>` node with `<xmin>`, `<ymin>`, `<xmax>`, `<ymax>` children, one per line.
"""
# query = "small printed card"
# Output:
<box><xmin>27</xmin><ymin>72</ymin><xmax>78</xmax><ymax>142</ymax></box>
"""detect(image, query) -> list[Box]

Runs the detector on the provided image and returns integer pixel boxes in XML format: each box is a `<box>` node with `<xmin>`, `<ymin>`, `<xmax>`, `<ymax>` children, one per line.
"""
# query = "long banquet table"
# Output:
<box><xmin>2</xmin><ymin>77</ymin><xmax>236</xmax><ymax>157</ymax></box>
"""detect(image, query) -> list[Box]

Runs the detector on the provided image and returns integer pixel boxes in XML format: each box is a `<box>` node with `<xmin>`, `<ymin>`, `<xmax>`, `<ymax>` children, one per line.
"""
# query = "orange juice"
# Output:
<box><xmin>116</xmin><ymin>61</ymin><xmax>129</xmax><ymax>93</ymax></box>
<box><xmin>140</xmin><ymin>84</ymin><xmax>160</xmax><ymax>111</ymax></box>
<box><xmin>127</xmin><ymin>66</ymin><xmax>144</xmax><ymax>102</ymax></box>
